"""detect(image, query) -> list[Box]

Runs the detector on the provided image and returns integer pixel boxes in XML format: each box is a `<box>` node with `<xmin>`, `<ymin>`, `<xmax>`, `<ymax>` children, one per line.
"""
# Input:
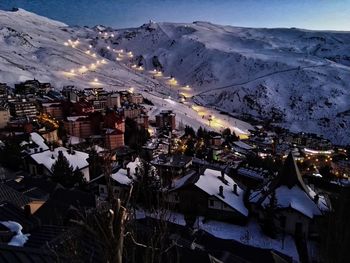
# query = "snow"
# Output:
<box><xmin>111</xmin><ymin>169</ymin><xmax>133</xmax><ymax>185</ymax></box>
<box><xmin>66</xmin><ymin>116</ymin><xmax>88</xmax><ymax>122</ymax></box>
<box><xmin>29</xmin><ymin>132</ymin><xmax>49</xmax><ymax>151</ymax></box>
<box><xmin>0</xmin><ymin>221</ymin><xmax>30</xmax><ymax>247</ymax></box>
<box><xmin>170</xmin><ymin>170</ymin><xmax>196</xmax><ymax>190</ymax></box>
<box><xmin>233</xmin><ymin>141</ymin><xmax>253</xmax><ymax>150</ymax></box>
<box><xmin>261</xmin><ymin>186</ymin><xmax>323</xmax><ymax>219</ymax></box>
<box><xmin>30</xmin><ymin>146</ymin><xmax>89</xmax><ymax>172</ymax></box>
<box><xmin>0</xmin><ymin>9</ymin><xmax>349</xmax><ymax>143</ymax></box>
<box><xmin>68</xmin><ymin>136</ymin><xmax>86</xmax><ymax>145</ymax></box>
<box><xmin>135</xmin><ymin>210</ymin><xmax>299</xmax><ymax>261</ymax></box>
<box><xmin>0</xmin><ymin>9</ymin><xmax>254</xmax><ymax>139</ymax></box>
<box><xmin>195</xmin><ymin>169</ymin><xmax>248</xmax><ymax>216</ymax></box>
<box><xmin>198</xmin><ymin>218</ymin><xmax>299</xmax><ymax>262</ymax></box>
<box><xmin>91</xmin><ymin>144</ymin><xmax>107</xmax><ymax>153</ymax></box>
<box><xmin>110</xmin><ymin>157</ymin><xmax>141</xmax><ymax>185</ymax></box>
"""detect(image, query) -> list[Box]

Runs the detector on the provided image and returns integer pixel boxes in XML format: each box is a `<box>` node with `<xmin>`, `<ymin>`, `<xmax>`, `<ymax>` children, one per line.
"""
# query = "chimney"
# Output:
<box><xmin>314</xmin><ymin>194</ymin><xmax>319</xmax><ymax>203</ymax></box>
<box><xmin>127</xmin><ymin>167</ymin><xmax>131</xmax><ymax>178</ymax></box>
<box><xmin>218</xmin><ymin>185</ymin><xmax>224</xmax><ymax>198</ymax></box>
<box><xmin>50</xmin><ymin>145</ymin><xmax>54</xmax><ymax>152</ymax></box>
<box><xmin>221</xmin><ymin>170</ymin><xmax>225</xmax><ymax>180</ymax></box>
<box><xmin>233</xmin><ymin>184</ymin><xmax>238</xmax><ymax>195</ymax></box>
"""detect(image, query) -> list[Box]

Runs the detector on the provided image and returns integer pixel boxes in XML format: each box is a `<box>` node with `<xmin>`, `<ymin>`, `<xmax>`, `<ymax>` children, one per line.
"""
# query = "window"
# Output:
<box><xmin>209</xmin><ymin>200</ymin><xmax>214</xmax><ymax>207</ymax></box>
<box><xmin>100</xmin><ymin>186</ymin><xmax>104</xmax><ymax>193</ymax></box>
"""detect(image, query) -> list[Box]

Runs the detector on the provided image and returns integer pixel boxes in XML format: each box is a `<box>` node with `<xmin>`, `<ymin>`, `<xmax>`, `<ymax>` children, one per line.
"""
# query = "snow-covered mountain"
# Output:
<box><xmin>1</xmin><ymin>9</ymin><xmax>350</xmax><ymax>144</ymax></box>
<box><xmin>111</xmin><ymin>21</ymin><xmax>350</xmax><ymax>144</ymax></box>
<box><xmin>0</xmin><ymin>9</ymin><xmax>253</xmax><ymax>135</ymax></box>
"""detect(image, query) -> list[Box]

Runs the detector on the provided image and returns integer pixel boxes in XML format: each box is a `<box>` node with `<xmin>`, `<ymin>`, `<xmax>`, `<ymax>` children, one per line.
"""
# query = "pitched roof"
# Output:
<box><xmin>0</xmin><ymin>202</ymin><xmax>40</xmax><ymax>232</ymax></box>
<box><xmin>275</xmin><ymin>152</ymin><xmax>308</xmax><ymax>191</ymax></box>
<box><xmin>34</xmin><ymin>188</ymin><xmax>96</xmax><ymax>225</ymax></box>
<box><xmin>30</xmin><ymin>147</ymin><xmax>89</xmax><ymax>172</ymax></box>
<box><xmin>0</xmin><ymin>244</ymin><xmax>59</xmax><ymax>263</ymax></box>
<box><xmin>0</xmin><ymin>183</ymin><xmax>32</xmax><ymax>208</ymax></box>
<box><xmin>195</xmin><ymin>169</ymin><xmax>248</xmax><ymax>217</ymax></box>
<box><xmin>249</xmin><ymin>153</ymin><xmax>330</xmax><ymax>218</ymax></box>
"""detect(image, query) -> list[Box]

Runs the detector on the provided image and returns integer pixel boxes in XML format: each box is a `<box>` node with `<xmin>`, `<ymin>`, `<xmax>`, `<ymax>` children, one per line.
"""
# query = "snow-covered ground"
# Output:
<box><xmin>135</xmin><ymin>209</ymin><xmax>299</xmax><ymax>262</ymax></box>
<box><xmin>111</xmin><ymin>21</ymin><xmax>350</xmax><ymax>144</ymax></box>
<box><xmin>1</xmin><ymin>9</ymin><xmax>350</xmax><ymax>143</ymax></box>
<box><xmin>0</xmin><ymin>8</ymin><xmax>252</xmax><ymax>137</ymax></box>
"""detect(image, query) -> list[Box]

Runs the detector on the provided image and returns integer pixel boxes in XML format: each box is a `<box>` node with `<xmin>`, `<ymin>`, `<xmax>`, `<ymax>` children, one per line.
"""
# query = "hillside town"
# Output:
<box><xmin>0</xmin><ymin>79</ymin><xmax>349</xmax><ymax>263</ymax></box>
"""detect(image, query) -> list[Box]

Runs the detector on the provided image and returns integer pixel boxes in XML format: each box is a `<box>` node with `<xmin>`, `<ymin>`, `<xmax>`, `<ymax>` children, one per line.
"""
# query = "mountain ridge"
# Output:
<box><xmin>0</xmin><ymin>9</ymin><xmax>349</xmax><ymax>144</ymax></box>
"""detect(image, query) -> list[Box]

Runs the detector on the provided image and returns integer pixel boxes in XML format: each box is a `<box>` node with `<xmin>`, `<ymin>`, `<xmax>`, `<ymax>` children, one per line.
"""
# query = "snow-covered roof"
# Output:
<box><xmin>30</xmin><ymin>132</ymin><xmax>49</xmax><ymax>150</ymax></box>
<box><xmin>170</xmin><ymin>170</ymin><xmax>197</xmax><ymax>190</ymax></box>
<box><xmin>195</xmin><ymin>169</ymin><xmax>248</xmax><ymax>217</ymax></box>
<box><xmin>91</xmin><ymin>144</ymin><xmax>107</xmax><ymax>153</ymax></box>
<box><xmin>20</xmin><ymin>133</ymin><xmax>49</xmax><ymax>155</ymax></box>
<box><xmin>31</xmin><ymin>147</ymin><xmax>89</xmax><ymax>172</ymax></box>
<box><xmin>0</xmin><ymin>221</ymin><xmax>29</xmax><ymax>247</ymax></box>
<box><xmin>260</xmin><ymin>186</ymin><xmax>326</xmax><ymax>219</ymax></box>
<box><xmin>66</xmin><ymin>116</ymin><xmax>88</xmax><ymax>122</ymax></box>
<box><xmin>110</xmin><ymin>157</ymin><xmax>141</xmax><ymax>185</ymax></box>
<box><xmin>68</xmin><ymin>136</ymin><xmax>86</xmax><ymax>145</ymax></box>
<box><xmin>237</xmin><ymin>167</ymin><xmax>268</xmax><ymax>180</ymax></box>
<box><xmin>249</xmin><ymin>153</ymin><xmax>330</xmax><ymax>218</ymax></box>
<box><xmin>233</xmin><ymin>141</ymin><xmax>253</xmax><ymax>150</ymax></box>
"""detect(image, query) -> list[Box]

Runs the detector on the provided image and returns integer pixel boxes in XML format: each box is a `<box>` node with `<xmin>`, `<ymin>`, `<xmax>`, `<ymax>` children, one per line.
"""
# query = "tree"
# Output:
<box><xmin>222</xmin><ymin>128</ymin><xmax>231</xmax><ymax>137</ymax></box>
<box><xmin>125</xmin><ymin>118</ymin><xmax>150</xmax><ymax>151</ymax></box>
<box><xmin>184</xmin><ymin>126</ymin><xmax>195</xmax><ymax>137</ymax></box>
<box><xmin>319</xmin><ymin>165</ymin><xmax>334</xmax><ymax>180</ymax></box>
<box><xmin>88</xmin><ymin>148</ymin><xmax>103</xmax><ymax>180</ymax></box>
<box><xmin>0</xmin><ymin>140</ymin><xmax>22</xmax><ymax>170</ymax></box>
<box><xmin>57</xmin><ymin>121</ymin><xmax>67</xmax><ymax>142</ymax></box>
<box><xmin>51</xmin><ymin>151</ymin><xmax>85</xmax><ymax>188</ymax></box>
<box><xmin>321</xmin><ymin>187</ymin><xmax>350</xmax><ymax>262</ymax></box>
<box><xmin>262</xmin><ymin>190</ymin><xmax>278</xmax><ymax>238</ymax></box>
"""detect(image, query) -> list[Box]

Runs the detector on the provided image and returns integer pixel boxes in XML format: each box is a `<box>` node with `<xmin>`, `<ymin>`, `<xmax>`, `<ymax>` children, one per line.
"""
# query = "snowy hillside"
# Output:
<box><xmin>0</xmin><ymin>9</ymin><xmax>253</xmax><ymax>137</ymax></box>
<box><xmin>110</xmin><ymin>21</ymin><xmax>350</xmax><ymax>144</ymax></box>
<box><xmin>0</xmin><ymin>9</ymin><xmax>349</xmax><ymax>144</ymax></box>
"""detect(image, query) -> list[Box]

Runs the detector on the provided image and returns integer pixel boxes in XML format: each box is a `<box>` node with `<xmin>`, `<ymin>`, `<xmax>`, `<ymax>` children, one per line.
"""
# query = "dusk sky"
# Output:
<box><xmin>0</xmin><ymin>0</ymin><xmax>349</xmax><ymax>30</ymax></box>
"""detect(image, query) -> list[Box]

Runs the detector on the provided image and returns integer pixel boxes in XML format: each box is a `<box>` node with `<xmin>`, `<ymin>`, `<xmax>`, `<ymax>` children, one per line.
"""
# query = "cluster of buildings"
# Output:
<box><xmin>0</xmin><ymin>79</ymin><xmax>349</xmax><ymax>262</ymax></box>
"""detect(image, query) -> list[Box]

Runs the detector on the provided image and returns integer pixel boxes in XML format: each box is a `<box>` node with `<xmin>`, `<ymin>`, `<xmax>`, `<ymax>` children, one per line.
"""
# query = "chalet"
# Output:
<box><xmin>233</xmin><ymin>166</ymin><xmax>271</xmax><ymax>189</ymax></box>
<box><xmin>165</xmin><ymin>168</ymin><xmax>248</xmax><ymax>224</ymax></box>
<box><xmin>249</xmin><ymin>153</ymin><xmax>330</xmax><ymax>237</ymax></box>
<box><xmin>151</xmin><ymin>154</ymin><xmax>192</xmax><ymax>186</ymax></box>
<box><xmin>92</xmin><ymin>158</ymin><xmax>140</xmax><ymax>202</ymax></box>
<box><xmin>20</xmin><ymin>132</ymin><xmax>49</xmax><ymax>156</ymax></box>
<box><xmin>28</xmin><ymin>146</ymin><xmax>90</xmax><ymax>181</ymax></box>
<box><xmin>232</xmin><ymin>140</ymin><xmax>254</xmax><ymax>155</ymax></box>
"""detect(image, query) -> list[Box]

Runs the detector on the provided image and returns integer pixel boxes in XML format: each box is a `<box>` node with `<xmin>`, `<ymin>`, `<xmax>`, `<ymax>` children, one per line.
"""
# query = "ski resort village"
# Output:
<box><xmin>0</xmin><ymin>7</ymin><xmax>349</xmax><ymax>263</ymax></box>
